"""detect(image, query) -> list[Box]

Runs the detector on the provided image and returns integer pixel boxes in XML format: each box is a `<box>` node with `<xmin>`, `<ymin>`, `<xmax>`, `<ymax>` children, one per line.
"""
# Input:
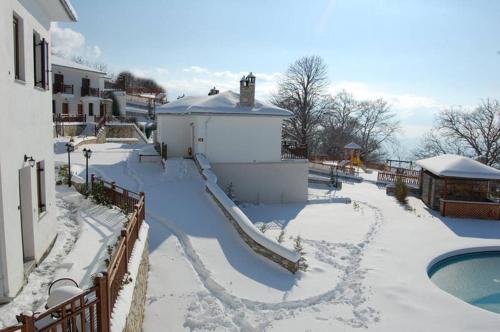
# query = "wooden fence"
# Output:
<box><xmin>0</xmin><ymin>179</ymin><xmax>145</xmax><ymax>332</ymax></box>
<box><xmin>309</xmin><ymin>161</ymin><xmax>360</xmax><ymax>177</ymax></box>
<box><xmin>282</xmin><ymin>142</ymin><xmax>307</xmax><ymax>160</ymax></box>
<box><xmin>440</xmin><ymin>199</ymin><xmax>500</xmax><ymax>220</ymax></box>
<box><xmin>377</xmin><ymin>170</ymin><xmax>421</xmax><ymax>186</ymax></box>
<box><xmin>53</xmin><ymin>114</ymin><xmax>87</xmax><ymax>123</ymax></box>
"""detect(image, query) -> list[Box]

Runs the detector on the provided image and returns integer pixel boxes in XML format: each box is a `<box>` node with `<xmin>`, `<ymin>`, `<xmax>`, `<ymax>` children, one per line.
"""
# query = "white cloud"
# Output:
<box><xmin>50</xmin><ymin>23</ymin><xmax>101</xmax><ymax>60</ymax></box>
<box><xmin>183</xmin><ymin>66</ymin><xmax>209</xmax><ymax>73</ymax></box>
<box><xmin>329</xmin><ymin>81</ymin><xmax>444</xmax><ymax>117</ymax></box>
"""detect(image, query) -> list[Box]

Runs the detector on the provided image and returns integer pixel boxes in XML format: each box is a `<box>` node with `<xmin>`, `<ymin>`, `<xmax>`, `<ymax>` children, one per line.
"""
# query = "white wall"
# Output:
<box><xmin>157</xmin><ymin>115</ymin><xmax>192</xmax><ymax>158</ymax></box>
<box><xmin>0</xmin><ymin>0</ymin><xmax>58</xmax><ymax>298</ymax></box>
<box><xmin>158</xmin><ymin>114</ymin><xmax>284</xmax><ymax>162</ymax></box>
<box><xmin>52</xmin><ymin>65</ymin><xmax>105</xmax><ymax>121</ymax></box>
<box><xmin>211</xmin><ymin>160</ymin><xmax>308</xmax><ymax>203</ymax></box>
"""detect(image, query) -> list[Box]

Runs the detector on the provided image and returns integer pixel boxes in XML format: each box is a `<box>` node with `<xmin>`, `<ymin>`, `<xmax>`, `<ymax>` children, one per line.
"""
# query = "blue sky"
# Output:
<box><xmin>53</xmin><ymin>0</ymin><xmax>500</xmax><ymax>149</ymax></box>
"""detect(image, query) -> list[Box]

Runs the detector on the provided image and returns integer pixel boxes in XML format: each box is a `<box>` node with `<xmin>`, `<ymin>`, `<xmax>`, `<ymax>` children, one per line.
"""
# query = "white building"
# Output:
<box><xmin>0</xmin><ymin>0</ymin><xmax>77</xmax><ymax>301</ymax></box>
<box><xmin>156</xmin><ymin>74</ymin><xmax>308</xmax><ymax>203</ymax></box>
<box><xmin>52</xmin><ymin>56</ymin><xmax>108</xmax><ymax>122</ymax></box>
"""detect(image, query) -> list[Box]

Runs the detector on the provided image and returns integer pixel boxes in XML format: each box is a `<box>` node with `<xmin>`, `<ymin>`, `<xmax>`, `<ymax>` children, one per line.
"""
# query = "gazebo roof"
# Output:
<box><xmin>344</xmin><ymin>142</ymin><xmax>362</xmax><ymax>150</ymax></box>
<box><xmin>416</xmin><ymin>154</ymin><xmax>500</xmax><ymax>180</ymax></box>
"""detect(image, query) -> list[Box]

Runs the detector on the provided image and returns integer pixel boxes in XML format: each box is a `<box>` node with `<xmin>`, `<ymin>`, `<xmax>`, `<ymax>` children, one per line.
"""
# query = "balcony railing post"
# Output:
<box><xmin>18</xmin><ymin>311</ymin><xmax>35</xmax><ymax>332</ymax></box>
<box><xmin>94</xmin><ymin>273</ymin><xmax>110</xmax><ymax>332</ymax></box>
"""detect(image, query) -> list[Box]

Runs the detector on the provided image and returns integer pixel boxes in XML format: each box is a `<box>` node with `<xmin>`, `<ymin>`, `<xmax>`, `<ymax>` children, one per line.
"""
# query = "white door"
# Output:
<box><xmin>19</xmin><ymin>167</ymin><xmax>35</xmax><ymax>261</ymax></box>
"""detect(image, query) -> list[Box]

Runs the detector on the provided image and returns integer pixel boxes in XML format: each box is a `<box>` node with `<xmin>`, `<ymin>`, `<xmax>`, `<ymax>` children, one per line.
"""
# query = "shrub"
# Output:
<box><xmin>394</xmin><ymin>177</ymin><xmax>409</xmax><ymax>204</ymax></box>
<box><xmin>259</xmin><ymin>223</ymin><xmax>270</xmax><ymax>233</ymax></box>
<box><xmin>90</xmin><ymin>182</ymin><xmax>112</xmax><ymax>207</ymax></box>
<box><xmin>294</xmin><ymin>235</ymin><xmax>308</xmax><ymax>272</ymax></box>
<box><xmin>276</xmin><ymin>229</ymin><xmax>286</xmax><ymax>243</ymax></box>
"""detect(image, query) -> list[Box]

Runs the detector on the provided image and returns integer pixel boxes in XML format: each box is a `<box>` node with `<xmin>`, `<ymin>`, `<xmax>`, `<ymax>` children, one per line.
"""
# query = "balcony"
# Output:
<box><xmin>52</xmin><ymin>83</ymin><xmax>74</xmax><ymax>95</ymax></box>
<box><xmin>282</xmin><ymin>142</ymin><xmax>308</xmax><ymax>160</ymax></box>
<box><xmin>53</xmin><ymin>114</ymin><xmax>87</xmax><ymax>123</ymax></box>
<box><xmin>81</xmin><ymin>86</ymin><xmax>100</xmax><ymax>97</ymax></box>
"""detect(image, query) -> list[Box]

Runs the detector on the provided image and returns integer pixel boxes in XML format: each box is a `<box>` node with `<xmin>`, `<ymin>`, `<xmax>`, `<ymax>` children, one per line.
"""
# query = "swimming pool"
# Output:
<box><xmin>428</xmin><ymin>251</ymin><xmax>500</xmax><ymax>314</ymax></box>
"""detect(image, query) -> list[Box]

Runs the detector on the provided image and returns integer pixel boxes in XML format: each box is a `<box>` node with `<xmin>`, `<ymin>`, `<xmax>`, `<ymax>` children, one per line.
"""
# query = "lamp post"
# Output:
<box><xmin>82</xmin><ymin>148</ymin><xmax>92</xmax><ymax>195</ymax></box>
<box><xmin>65</xmin><ymin>140</ymin><xmax>75</xmax><ymax>187</ymax></box>
<box><xmin>24</xmin><ymin>155</ymin><xmax>35</xmax><ymax>168</ymax></box>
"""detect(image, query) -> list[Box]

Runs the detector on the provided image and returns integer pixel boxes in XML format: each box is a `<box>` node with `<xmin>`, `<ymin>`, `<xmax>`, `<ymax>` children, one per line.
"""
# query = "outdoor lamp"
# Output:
<box><xmin>65</xmin><ymin>142</ymin><xmax>74</xmax><ymax>187</ymax></box>
<box><xmin>83</xmin><ymin>148</ymin><xmax>92</xmax><ymax>195</ymax></box>
<box><xmin>24</xmin><ymin>155</ymin><xmax>35</xmax><ymax>168</ymax></box>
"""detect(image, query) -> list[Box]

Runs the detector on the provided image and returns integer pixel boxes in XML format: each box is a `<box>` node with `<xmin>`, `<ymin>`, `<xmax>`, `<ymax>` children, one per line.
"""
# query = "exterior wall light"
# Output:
<box><xmin>24</xmin><ymin>155</ymin><xmax>35</xmax><ymax>168</ymax></box>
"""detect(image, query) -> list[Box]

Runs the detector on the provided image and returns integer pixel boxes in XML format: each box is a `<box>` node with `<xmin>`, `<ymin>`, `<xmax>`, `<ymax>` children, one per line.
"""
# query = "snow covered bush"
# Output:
<box><xmin>276</xmin><ymin>229</ymin><xmax>286</xmax><ymax>243</ymax></box>
<box><xmin>394</xmin><ymin>177</ymin><xmax>409</xmax><ymax>204</ymax></box>
<box><xmin>225</xmin><ymin>182</ymin><xmax>236</xmax><ymax>201</ymax></box>
<box><xmin>91</xmin><ymin>182</ymin><xmax>112</xmax><ymax>207</ymax></box>
<box><xmin>259</xmin><ymin>223</ymin><xmax>270</xmax><ymax>233</ymax></box>
<box><xmin>294</xmin><ymin>235</ymin><xmax>308</xmax><ymax>272</ymax></box>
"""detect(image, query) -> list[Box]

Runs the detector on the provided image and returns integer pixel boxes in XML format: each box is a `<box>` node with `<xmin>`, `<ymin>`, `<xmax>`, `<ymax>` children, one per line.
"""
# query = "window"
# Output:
<box><xmin>13</xmin><ymin>14</ymin><xmax>25</xmax><ymax>81</ymax></box>
<box><xmin>88</xmin><ymin>103</ymin><xmax>94</xmax><ymax>116</ymax></box>
<box><xmin>33</xmin><ymin>30</ymin><xmax>49</xmax><ymax>89</ymax></box>
<box><xmin>36</xmin><ymin>161</ymin><xmax>46</xmax><ymax>214</ymax></box>
<box><xmin>52</xmin><ymin>100</ymin><xmax>55</xmax><ymax>114</ymax></box>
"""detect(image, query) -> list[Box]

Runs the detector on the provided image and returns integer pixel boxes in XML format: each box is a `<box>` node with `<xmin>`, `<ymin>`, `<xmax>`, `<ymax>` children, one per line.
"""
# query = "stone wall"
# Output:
<box><xmin>106</xmin><ymin>125</ymin><xmax>135</xmax><ymax>139</ymax></box>
<box><xmin>56</xmin><ymin>124</ymin><xmax>87</xmax><ymax>137</ymax></box>
<box><xmin>206</xmin><ymin>188</ymin><xmax>299</xmax><ymax>273</ymax></box>
<box><xmin>123</xmin><ymin>240</ymin><xmax>149</xmax><ymax>332</ymax></box>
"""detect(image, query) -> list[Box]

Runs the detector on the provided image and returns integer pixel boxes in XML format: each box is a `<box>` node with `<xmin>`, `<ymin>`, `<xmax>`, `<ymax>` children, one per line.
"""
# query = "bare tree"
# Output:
<box><xmin>412</xmin><ymin>129</ymin><xmax>467</xmax><ymax>160</ymax></box>
<box><xmin>415</xmin><ymin>100</ymin><xmax>500</xmax><ymax>166</ymax></box>
<box><xmin>355</xmin><ymin>99</ymin><xmax>400</xmax><ymax>161</ymax></box>
<box><xmin>272</xmin><ymin>56</ymin><xmax>329</xmax><ymax>149</ymax></box>
<box><xmin>71</xmin><ymin>55</ymin><xmax>108</xmax><ymax>73</ymax></box>
<box><xmin>319</xmin><ymin>91</ymin><xmax>359</xmax><ymax>156</ymax></box>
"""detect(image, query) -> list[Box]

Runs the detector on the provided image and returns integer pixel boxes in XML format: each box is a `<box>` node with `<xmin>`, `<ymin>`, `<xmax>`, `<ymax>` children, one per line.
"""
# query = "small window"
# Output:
<box><xmin>36</xmin><ymin>161</ymin><xmax>46</xmax><ymax>214</ymax></box>
<box><xmin>33</xmin><ymin>31</ymin><xmax>49</xmax><ymax>89</ymax></box>
<box><xmin>88</xmin><ymin>103</ymin><xmax>94</xmax><ymax>116</ymax></box>
<box><xmin>13</xmin><ymin>13</ymin><xmax>25</xmax><ymax>81</ymax></box>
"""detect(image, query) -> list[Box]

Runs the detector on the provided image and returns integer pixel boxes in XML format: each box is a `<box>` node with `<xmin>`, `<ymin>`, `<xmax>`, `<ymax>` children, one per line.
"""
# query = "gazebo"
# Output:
<box><xmin>344</xmin><ymin>142</ymin><xmax>362</xmax><ymax>166</ymax></box>
<box><xmin>416</xmin><ymin>154</ymin><xmax>500</xmax><ymax>220</ymax></box>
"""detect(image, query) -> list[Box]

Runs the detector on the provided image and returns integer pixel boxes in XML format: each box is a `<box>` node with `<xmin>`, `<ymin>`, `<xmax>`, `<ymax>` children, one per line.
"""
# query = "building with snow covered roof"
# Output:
<box><xmin>155</xmin><ymin>74</ymin><xmax>308</xmax><ymax>203</ymax></box>
<box><xmin>0</xmin><ymin>0</ymin><xmax>77</xmax><ymax>301</ymax></box>
<box><xmin>52</xmin><ymin>55</ymin><xmax>112</xmax><ymax>123</ymax></box>
<box><xmin>416</xmin><ymin>154</ymin><xmax>500</xmax><ymax>219</ymax></box>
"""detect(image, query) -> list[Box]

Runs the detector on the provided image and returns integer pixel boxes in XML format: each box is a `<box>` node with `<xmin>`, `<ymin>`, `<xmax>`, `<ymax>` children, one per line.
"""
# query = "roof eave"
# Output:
<box><xmin>59</xmin><ymin>0</ymin><xmax>78</xmax><ymax>22</ymax></box>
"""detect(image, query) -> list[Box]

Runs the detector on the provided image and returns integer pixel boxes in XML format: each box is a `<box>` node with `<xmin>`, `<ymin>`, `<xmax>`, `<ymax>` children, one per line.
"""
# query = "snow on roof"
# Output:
<box><xmin>51</xmin><ymin>56</ymin><xmax>106</xmax><ymax>74</ymax></box>
<box><xmin>416</xmin><ymin>154</ymin><xmax>500</xmax><ymax>180</ymax></box>
<box><xmin>344</xmin><ymin>142</ymin><xmax>361</xmax><ymax>149</ymax></box>
<box><xmin>156</xmin><ymin>91</ymin><xmax>292</xmax><ymax>117</ymax></box>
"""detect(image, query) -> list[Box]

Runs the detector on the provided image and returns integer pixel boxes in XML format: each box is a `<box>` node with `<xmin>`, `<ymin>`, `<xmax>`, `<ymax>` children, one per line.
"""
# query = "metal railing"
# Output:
<box><xmin>53</xmin><ymin>114</ymin><xmax>87</xmax><ymax>123</ymax></box>
<box><xmin>81</xmin><ymin>87</ymin><xmax>100</xmax><ymax>97</ymax></box>
<box><xmin>282</xmin><ymin>142</ymin><xmax>308</xmax><ymax>159</ymax></box>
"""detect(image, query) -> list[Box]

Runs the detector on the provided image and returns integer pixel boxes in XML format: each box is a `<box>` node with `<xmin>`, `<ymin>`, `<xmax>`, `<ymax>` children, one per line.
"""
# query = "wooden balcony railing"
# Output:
<box><xmin>81</xmin><ymin>87</ymin><xmax>100</xmax><ymax>97</ymax></box>
<box><xmin>53</xmin><ymin>83</ymin><xmax>74</xmax><ymax>94</ymax></box>
<box><xmin>0</xmin><ymin>178</ymin><xmax>146</xmax><ymax>332</ymax></box>
<box><xmin>282</xmin><ymin>142</ymin><xmax>308</xmax><ymax>160</ymax></box>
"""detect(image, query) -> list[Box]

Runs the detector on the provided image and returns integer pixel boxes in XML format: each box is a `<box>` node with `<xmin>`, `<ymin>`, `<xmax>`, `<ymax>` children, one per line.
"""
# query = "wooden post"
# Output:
<box><xmin>111</xmin><ymin>182</ymin><xmax>116</xmax><ymax>204</ymax></box>
<box><xmin>95</xmin><ymin>273</ymin><xmax>110</xmax><ymax>332</ymax></box>
<box><xmin>122</xmin><ymin>229</ymin><xmax>129</xmax><ymax>267</ymax></box>
<box><xmin>19</xmin><ymin>311</ymin><xmax>35</xmax><ymax>332</ymax></box>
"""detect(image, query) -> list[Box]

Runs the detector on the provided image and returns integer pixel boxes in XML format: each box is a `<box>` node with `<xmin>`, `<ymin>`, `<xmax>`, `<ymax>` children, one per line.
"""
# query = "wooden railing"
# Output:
<box><xmin>53</xmin><ymin>83</ymin><xmax>74</xmax><ymax>94</ymax></box>
<box><xmin>1</xmin><ymin>180</ymin><xmax>146</xmax><ymax>332</ymax></box>
<box><xmin>1</xmin><ymin>276</ymin><xmax>108</xmax><ymax>332</ymax></box>
<box><xmin>94</xmin><ymin>116</ymin><xmax>106</xmax><ymax>136</ymax></box>
<box><xmin>309</xmin><ymin>161</ymin><xmax>360</xmax><ymax>177</ymax></box>
<box><xmin>282</xmin><ymin>142</ymin><xmax>308</xmax><ymax>160</ymax></box>
<box><xmin>377</xmin><ymin>170</ymin><xmax>420</xmax><ymax>186</ymax></box>
<box><xmin>53</xmin><ymin>114</ymin><xmax>87</xmax><ymax>123</ymax></box>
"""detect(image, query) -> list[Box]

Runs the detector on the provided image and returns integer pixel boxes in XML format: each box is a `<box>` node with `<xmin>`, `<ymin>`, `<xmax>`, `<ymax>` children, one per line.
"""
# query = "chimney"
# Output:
<box><xmin>239</xmin><ymin>72</ymin><xmax>255</xmax><ymax>107</ymax></box>
<box><xmin>208</xmin><ymin>86</ymin><xmax>219</xmax><ymax>96</ymax></box>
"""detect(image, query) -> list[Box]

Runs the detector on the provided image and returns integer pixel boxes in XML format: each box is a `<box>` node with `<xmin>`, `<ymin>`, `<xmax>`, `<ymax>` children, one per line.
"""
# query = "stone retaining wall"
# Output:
<box><xmin>206</xmin><ymin>189</ymin><xmax>299</xmax><ymax>272</ymax></box>
<box><xmin>123</xmin><ymin>240</ymin><xmax>149</xmax><ymax>332</ymax></box>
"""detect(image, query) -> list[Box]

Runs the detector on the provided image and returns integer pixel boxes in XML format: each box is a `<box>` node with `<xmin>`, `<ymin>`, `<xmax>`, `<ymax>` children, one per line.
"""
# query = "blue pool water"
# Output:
<box><xmin>428</xmin><ymin>251</ymin><xmax>500</xmax><ymax>314</ymax></box>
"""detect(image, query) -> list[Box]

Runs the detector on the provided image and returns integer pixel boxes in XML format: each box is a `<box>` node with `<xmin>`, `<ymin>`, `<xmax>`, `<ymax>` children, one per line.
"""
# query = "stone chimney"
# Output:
<box><xmin>208</xmin><ymin>86</ymin><xmax>219</xmax><ymax>96</ymax></box>
<box><xmin>239</xmin><ymin>72</ymin><xmax>255</xmax><ymax>107</ymax></box>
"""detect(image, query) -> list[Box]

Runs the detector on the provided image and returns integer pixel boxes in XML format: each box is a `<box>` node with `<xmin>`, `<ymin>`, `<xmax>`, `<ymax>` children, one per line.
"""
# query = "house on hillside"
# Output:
<box><xmin>417</xmin><ymin>154</ymin><xmax>500</xmax><ymax>220</ymax></box>
<box><xmin>52</xmin><ymin>56</ymin><xmax>112</xmax><ymax>122</ymax></box>
<box><xmin>156</xmin><ymin>73</ymin><xmax>308</xmax><ymax>203</ymax></box>
<box><xmin>0</xmin><ymin>0</ymin><xmax>77</xmax><ymax>301</ymax></box>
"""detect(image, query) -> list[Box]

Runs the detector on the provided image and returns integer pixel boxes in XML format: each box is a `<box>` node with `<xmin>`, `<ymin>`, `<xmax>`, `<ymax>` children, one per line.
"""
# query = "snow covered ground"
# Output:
<box><xmin>0</xmin><ymin>185</ymin><xmax>127</xmax><ymax>328</ymax></box>
<box><xmin>50</xmin><ymin>141</ymin><xmax>500</xmax><ymax>331</ymax></box>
